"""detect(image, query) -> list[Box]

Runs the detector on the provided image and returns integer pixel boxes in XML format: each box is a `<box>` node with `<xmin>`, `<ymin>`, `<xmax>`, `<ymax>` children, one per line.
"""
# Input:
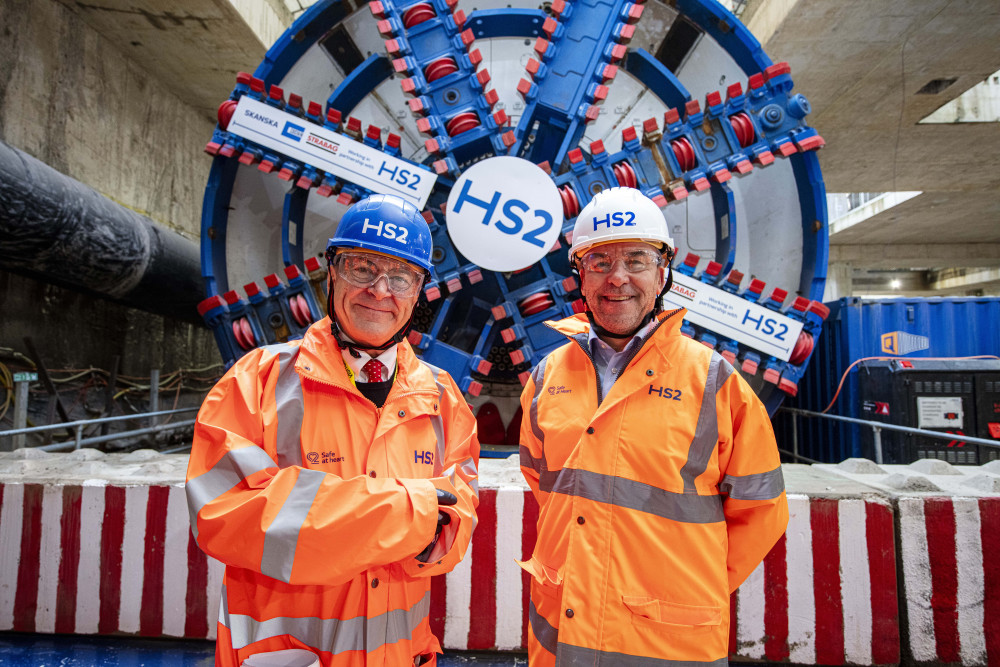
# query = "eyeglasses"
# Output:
<box><xmin>334</xmin><ymin>252</ymin><xmax>424</xmax><ymax>297</ymax></box>
<box><xmin>579</xmin><ymin>248</ymin><xmax>664</xmax><ymax>274</ymax></box>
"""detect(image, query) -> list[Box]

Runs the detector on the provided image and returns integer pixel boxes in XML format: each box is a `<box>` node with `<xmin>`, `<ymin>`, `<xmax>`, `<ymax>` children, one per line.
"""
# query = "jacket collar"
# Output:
<box><xmin>295</xmin><ymin>317</ymin><xmax>425</xmax><ymax>391</ymax></box>
<box><xmin>547</xmin><ymin>308</ymin><xmax>687</xmax><ymax>342</ymax></box>
<box><xmin>548</xmin><ymin>308</ymin><xmax>685</xmax><ymax>374</ymax></box>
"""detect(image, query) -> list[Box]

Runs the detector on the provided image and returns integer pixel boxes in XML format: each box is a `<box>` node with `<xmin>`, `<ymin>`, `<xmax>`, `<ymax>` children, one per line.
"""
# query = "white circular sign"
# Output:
<box><xmin>445</xmin><ymin>156</ymin><xmax>563</xmax><ymax>272</ymax></box>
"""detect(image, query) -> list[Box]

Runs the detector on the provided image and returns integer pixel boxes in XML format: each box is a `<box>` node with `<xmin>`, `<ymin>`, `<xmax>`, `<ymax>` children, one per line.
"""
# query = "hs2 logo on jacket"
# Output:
<box><xmin>649</xmin><ymin>385</ymin><xmax>683</xmax><ymax>401</ymax></box>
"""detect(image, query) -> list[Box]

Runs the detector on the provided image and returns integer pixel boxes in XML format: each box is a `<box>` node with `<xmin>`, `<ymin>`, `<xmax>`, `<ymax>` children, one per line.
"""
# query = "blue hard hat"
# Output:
<box><xmin>326</xmin><ymin>195</ymin><xmax>433</xmax><ymax>272</ymax></box>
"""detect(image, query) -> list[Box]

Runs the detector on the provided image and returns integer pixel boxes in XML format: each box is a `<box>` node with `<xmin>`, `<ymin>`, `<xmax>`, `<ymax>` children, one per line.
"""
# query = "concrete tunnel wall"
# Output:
<box><xmin>0</xmin><ymin>0</ymin><xmax>224</xmax><ymax>375</ymax></box>
<box><xmin>1</xmin><ymin>451</ymin><xmax>998</xmax><ymax>666</ymax></box>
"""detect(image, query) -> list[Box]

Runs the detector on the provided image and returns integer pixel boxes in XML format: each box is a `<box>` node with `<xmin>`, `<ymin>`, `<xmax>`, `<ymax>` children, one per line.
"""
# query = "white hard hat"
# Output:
<box><xmin>568</xmin><ymin>187</ymin><xmax>675</xmax><ymax>262</ymax></box>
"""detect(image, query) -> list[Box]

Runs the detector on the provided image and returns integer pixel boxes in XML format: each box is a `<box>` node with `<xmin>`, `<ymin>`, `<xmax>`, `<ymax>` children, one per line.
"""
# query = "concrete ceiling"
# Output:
<box><xmin>60</xmin><ymin>0</ymin><xmax>1000</xmax><ymax>297</ymax></box>
<box><xmin>743</xmin><ymin>0</ymin><xmax>1000</xmax><ymax>295</ymax></box>
<box><xmin>51</xmin><ymin>0</ymin><xmax>290</xmax><ymax>118</ymax></box>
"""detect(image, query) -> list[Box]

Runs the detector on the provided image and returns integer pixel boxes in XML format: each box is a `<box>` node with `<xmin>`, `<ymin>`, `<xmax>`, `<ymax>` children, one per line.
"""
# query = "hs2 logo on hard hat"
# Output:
<box><xmin>362</xmin><ymin>218</ymin><xmax>409</xmax><ymax>243</ymax></box>
<box><xmin>592</xmin><ymin>211</ymin><xmax>636</xmax><ymax>230</ymax></box>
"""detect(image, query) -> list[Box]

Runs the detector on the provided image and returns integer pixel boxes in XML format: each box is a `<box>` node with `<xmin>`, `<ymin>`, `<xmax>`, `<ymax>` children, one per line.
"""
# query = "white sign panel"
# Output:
<box><xmin>917</xmin><ymin>396</ymin><xmax>964</xmax><ymax>429</ymax></box>
<box><xmin>662</xmin><ymin>272</ymin><xmax>805</xmax><ymax>361</ymax></box>
<box><xmin>228</xmin><ymin>96</ymin><xmax>436</xmax><ymax>209</ymax></box>
<box><xmin>446</xmin><ymin>157</ymin><xmax>563</xmax><ymax>272</ymax></box>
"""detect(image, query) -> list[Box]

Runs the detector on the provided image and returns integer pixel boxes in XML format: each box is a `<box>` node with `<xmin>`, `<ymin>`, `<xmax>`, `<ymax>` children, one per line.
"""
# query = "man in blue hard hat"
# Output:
<box><xmin>187</xmin><ymin>194</ymin><xmax>480</xmax><ymax>666</ymax></box>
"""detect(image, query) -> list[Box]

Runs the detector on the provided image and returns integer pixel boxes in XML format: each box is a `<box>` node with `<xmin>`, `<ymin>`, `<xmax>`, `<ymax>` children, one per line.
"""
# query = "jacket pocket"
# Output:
<box><xmin>516</xmin><ymin>556</ymin><xmax>563</xmax><ymax>588</ymax></box>
<box><xmin>622</xmin><ymin>596</ymin><xmax>721</xmax><ymax>635</ymax></box>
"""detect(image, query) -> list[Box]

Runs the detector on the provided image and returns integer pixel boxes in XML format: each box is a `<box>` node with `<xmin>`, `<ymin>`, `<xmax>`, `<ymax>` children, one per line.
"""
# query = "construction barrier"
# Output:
<box><xmin>1</xmin><ymin>450</ymin><xmax>997</xmax><ymax>665</ymax></box>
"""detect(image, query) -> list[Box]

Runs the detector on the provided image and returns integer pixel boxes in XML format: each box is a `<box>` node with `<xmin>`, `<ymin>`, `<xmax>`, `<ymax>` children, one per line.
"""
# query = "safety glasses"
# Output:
<box><xmin>579</xmin><ymin>247</ymin><xmax>664</xmax><ymax>274</ymax></box>
<box><xmin>334</xmin><ymin>252</ymin><xmax>424</xmax><ymax>297</ymax></box>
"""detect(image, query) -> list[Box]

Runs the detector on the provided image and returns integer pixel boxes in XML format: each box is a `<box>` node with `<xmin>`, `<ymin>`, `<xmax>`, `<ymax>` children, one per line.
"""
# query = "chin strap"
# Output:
<box><xmin>654</xmin><ymin>263</ymin><xmax>674</xmax><ymax>316</ymax></box>
<box><xmin>326</xmin><ymin>270</ymin><xmax>426</xmax><ymax>357</ymax></box>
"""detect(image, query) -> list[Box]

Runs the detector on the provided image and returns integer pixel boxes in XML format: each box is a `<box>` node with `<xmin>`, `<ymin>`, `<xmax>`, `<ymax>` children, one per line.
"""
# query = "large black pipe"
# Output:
<box><xmin>0</xmin><ymin>139</ymin><xmax>203</xmax><ymax>324</ymax></box>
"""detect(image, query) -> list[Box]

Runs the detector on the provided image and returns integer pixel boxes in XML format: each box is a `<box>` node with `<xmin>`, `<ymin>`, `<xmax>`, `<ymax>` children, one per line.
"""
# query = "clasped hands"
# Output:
<box><xmin>415</xmin><ymin>488</ymin><xmax>457</xmax><ymax>562</ymax></box>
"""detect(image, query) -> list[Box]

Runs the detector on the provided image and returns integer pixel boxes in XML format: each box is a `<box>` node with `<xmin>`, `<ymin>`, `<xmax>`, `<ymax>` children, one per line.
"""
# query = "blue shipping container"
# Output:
<box><xmin>775</xmin><ymin>296</ymin><xmax>1000</xmax><ymax>462</ymax></box>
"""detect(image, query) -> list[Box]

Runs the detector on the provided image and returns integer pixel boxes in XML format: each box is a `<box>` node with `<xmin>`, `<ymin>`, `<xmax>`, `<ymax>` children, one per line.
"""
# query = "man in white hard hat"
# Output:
<box><xmin>518</xmin><ymin>187</ymin><xmax>788</xmax><ymax>665</ymax></box>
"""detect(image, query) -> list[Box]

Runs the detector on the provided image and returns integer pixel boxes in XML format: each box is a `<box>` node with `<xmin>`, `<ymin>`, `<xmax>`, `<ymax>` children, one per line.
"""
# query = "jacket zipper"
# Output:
<box><xmin>562</xmin><ymin>308</ymin><xmax>682</xmax><ymax>405</ymax></box>
<box><xmin>568</xmin><ymin>335</ymin><xmax>605</xmax><ymax>406</ymax></box>
<box><xmin>612</xmin><ymin>308</ymin><xmax>681</xmax><ymax>382</ymax></box>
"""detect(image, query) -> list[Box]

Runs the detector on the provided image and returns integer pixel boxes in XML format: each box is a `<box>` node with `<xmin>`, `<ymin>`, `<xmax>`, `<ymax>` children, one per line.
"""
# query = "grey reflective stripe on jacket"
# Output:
<box><xmin>419</xmin><ymin>360</ymin><xmax>451</xmax><ymax>476</ymax></box>
<box><xmin>557</xmin><ymin>644</ymin><xmax>729</xmax><ymax>666</ymax></box>
<box><xmin>220</xmin><ymin>585</ymin><xmax>431</xmax><ymax>654</ymax></box>
<box><xmin>528</xmin><ymin>357</ymin><xmax>549</xmax><ymax>446</ymax></box>
<box><xmin>259</xmin><ymin>467</ymin><xmax>327</xmax><ymax>582</ymax></box>
<box><xmin>270</xmin><ymin>342</ymin><xmax>305</xmax><ymax>468</ymax></box>
<box><xmin>521</xmin><ymin>358</ymin><xmax>552</xmax><ymax>487</ymax></box>
<box><xmin>529</xmin><ymin>600</ymin><xmax>558</xmax><ymax>656</ymax></box>
<box><xmin>543</xmin><ymin>468</ymin><xmax>724</xmax><ymax>524</ymax></box>
<box><xmin>679</xmin><ymin>352</ymin><xmax>733</xmax><ymax>494</ymax></box>
<box><xmin>520</xmin><ymin>445</ymin><xmax>545</xmax><ymax>476</ymax></box>
<box><xmin>187</xmin><ymin>446</ymin><xmax>278</xmax><ymax>540</ymax></box>
<box><xmin>719</xmin><ymin>466</ymin><xmax>784</xmax><ymax>500</ymax></box>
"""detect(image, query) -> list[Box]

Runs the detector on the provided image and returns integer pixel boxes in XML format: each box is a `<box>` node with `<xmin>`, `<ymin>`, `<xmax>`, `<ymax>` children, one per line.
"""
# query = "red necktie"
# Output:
<box><xmin>362</xmin><ymin>359</ymin><xmax>384</xmax><ymax>383</ymax></box>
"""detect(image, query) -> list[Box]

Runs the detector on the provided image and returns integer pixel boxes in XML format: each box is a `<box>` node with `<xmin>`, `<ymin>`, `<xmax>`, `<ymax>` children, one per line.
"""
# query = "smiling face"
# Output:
<box><xmin>578</xmin><ymin>240</ymin><xmax>666</xmax><ymax>348</ymax></box>
<box><xmin>329</xmin><ymin>249</ymin><xmax>422</xmax><ymax>351</ymax></box>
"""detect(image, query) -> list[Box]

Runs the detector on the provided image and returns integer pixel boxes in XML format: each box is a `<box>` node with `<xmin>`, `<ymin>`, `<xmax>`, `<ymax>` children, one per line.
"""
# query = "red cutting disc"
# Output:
<box><xmin>614</xmin><ymin>161</ymin><xmax>637</xmax><ymax>188</ymax></box>
<box><xmin>672</xmin><ymin>137</ymin><xmax>695</xmax><ymax>171</ymax></box>
<box><xmin>290</xmin><ymin>295</ymin><xmax>312</xmax><ymax>327</ymax></box>
<box><xmin>519</xmin><ymin>292</ymin><xmax>555</xmax><ymax>316</ymax></box>
<box><xmin>559</xmin><ymin>188</ymin><xmax>573</xmax><ymax>218</ymax></box>
<box><xmin>740</xmin><ymin>114</ymin><xmax>755</xmax><ymax>145</ymax></box>
<box><xmin>424</xmin><ymin>58</ymin><xmax>458</xmax><ymax>82</ymax></box>
<box><xmin>730</xmin><ymin>115</ymin><xmax>746</xmax><ymax>146</ymax></box>
<box><xmin>613</xmin><ymin>163</ymin><xmax>626</xmax><ymax>187</ymax></box>
<box><xmin>233</xmin><ymin>318</ymin><xmax>256</xmax><ymax>350</ymax></box>
<box><xmin>298</xmin><ymin>295</ymin><xmax>315</xmax><ymax>326</ymax></box>
<box><xmin>730</xmin><ymin>113</ymin><xmax>755</xmax><ymax>148</ymax></box>
<box><xmin>446</xmin><ymin>112</ymin><xmax>480</xmax><ymax>136</ymax></box>
<box><xmin>789</xmin><ymin>331</ymin><xmax>814</xmax><ymax>365</ymax></box>
<box><xmin>560</xmin><ymin>185</ymin><xmax>580</xmax><ymax>217</ymax></box>
<box><xmin>403</xmin><ymin>3</ymin><xmax>436</xmax><ymax>27</ymax></box>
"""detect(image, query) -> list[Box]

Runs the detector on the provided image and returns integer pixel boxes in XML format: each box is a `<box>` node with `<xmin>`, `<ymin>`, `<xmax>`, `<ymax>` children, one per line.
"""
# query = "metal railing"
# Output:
<box><xmin>0</xmin><ymin>407</ymin><xmax>199</xmax><ymax>453</ymax></box>
<box><xmin>780</xmin><ymin>407</ymin><xmax>1000</xmax><ymax>465</ymax></box>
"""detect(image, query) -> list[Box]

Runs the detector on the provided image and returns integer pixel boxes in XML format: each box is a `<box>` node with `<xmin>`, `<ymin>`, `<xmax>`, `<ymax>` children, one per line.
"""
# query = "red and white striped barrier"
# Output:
<box><xmin>898</xmin><ymin>497</ymin><xmax>1000</xmax><ymax>665</ymax></box>
<box><xmin>732</xmin><ymin>494</ymin><xmax>899</xmax><ymax>666</ymax></box>
<box><xmin>0</xmin><ymin>482</ymin><xmax>222</xmax><ymax>639</ymax></box>
<box><xmin>1</xmin><ymin>456</ymin><xmax>998</xmax><ymax>666</ymax></box>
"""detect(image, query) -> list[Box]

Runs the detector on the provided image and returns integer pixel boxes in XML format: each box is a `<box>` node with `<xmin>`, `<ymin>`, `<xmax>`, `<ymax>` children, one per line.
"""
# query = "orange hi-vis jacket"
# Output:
<box><xmin>186</xmin><ymin>318</ymin><xmax>479</xmax><ymax>667</ymax></box>
<box><xmin>518</xmin><ymin>309</ymin><xmax>788</xmax><ymax>666</ymax></box>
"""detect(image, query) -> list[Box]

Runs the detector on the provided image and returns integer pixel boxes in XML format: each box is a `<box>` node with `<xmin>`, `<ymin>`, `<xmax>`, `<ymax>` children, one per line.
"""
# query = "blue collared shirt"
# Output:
<box><xmin>587</xmin><ymin>317</ymin><xmax>659</xmax><ymax>402</ymax></box>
